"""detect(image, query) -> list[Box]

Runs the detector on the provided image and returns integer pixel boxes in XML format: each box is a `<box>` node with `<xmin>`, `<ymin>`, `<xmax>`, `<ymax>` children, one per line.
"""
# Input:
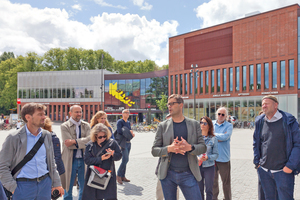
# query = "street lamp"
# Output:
<box><xmin>100</xmin><ymin>54</ymin><xmax>104</xmax><ymax>111</ymax></box>
<box><xmin>190</xmin><ymin>64</ymin><xmax>199</xmax><ymax>119</ymax></box>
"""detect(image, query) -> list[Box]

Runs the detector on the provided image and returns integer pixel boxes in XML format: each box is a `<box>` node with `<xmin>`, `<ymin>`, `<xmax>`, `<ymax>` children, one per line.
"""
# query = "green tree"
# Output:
<box><xmin>0</xmin><ymin>52</ymin><xmax>15</xmax><ymax>63</ymax></box>
<box><xmin>43</xmin><ymin>48</ymin><xmax>66</xmax><ymax>70</ymax></box>
<box><xmin>156</xmin><ymin>93</ymin><xmax>168</xmax><ymax>119</ymax></box>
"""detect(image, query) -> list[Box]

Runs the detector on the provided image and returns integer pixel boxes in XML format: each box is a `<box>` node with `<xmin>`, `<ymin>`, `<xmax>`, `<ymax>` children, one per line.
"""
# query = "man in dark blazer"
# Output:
<box><xmin>152</xmin><ymin>94</ymin><xmax>207</xmax><ymax>200</ymax></box>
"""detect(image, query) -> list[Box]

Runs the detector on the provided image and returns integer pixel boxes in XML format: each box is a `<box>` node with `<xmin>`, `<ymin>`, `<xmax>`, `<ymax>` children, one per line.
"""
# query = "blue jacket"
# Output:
<box><xmin>51</xmin><ymin>132</ymin><xmax>65</xmax><ymax>175</ymax></box>
<box><xmin>200</xmin><ymin>136</ymin><xmax>219</xmax><ymax>167</ymax></box>
<box><xmin>253</xmin><ymin>110</ymin><xmax>300</xmax><ymax>174</ymax></box>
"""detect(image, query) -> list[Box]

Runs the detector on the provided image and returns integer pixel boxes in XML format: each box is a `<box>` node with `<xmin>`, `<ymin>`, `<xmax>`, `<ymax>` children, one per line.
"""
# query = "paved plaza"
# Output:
<box><xmin>0</xmin><ymin>123</ymin><xmax>300</xmax><ymax>199</ymax></box>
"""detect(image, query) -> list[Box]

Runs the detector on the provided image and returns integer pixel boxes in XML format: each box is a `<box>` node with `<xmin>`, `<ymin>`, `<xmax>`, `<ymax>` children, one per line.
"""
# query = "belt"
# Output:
<box><xmin>171</xmin><ymin>169</ymin><xmax>189</xmax><ymax>173</ymax></box>
<box><xmin>16</xmin><ymin>173</ymin><xmax>49</xmax><ymax>182</ymax></box>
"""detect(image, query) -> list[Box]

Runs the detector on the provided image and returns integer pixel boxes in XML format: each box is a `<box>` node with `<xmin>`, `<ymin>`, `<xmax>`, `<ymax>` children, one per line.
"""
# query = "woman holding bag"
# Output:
<box><xmin>82</xmin><ymin>123</ymin><xmax>122</xmax><ymax>200</ymax></box>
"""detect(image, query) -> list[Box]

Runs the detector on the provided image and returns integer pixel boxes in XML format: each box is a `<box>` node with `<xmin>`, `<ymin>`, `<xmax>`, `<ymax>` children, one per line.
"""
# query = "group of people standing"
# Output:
<box><xmin>0</xmin><ymin>103</ymin><xmax>134</xmax><ymax>200</ymax></box>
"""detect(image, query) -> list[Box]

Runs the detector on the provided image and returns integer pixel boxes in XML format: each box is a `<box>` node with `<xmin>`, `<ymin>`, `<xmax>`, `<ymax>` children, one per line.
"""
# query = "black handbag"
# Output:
<box><xmin>3</xmin><ymin>134</ymin><xmax>46</xmax><ymax>200</ymax></box>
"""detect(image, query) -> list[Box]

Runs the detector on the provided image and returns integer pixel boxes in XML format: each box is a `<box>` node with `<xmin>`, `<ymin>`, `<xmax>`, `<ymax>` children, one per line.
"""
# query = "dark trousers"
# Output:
<box><xmin>12</xmin><ymin>176</ymin><xmax>51</xmax><ymax>200</ymax></box>
<box><xmin>258</xmin><ymin>176</ymin><xmax>265</xmax><ymax>200</ymax></box>
<box><xmin>198</xmin><ymin>165</ymin><xmax>215</xmax><ymax>200</ymax></box>
<box><xmin>257</xmin><ymin>167</ymin><xmax>294</xmax><ymax>200</ymax></box>
<box><xmin>117</xmin><ymin>142</ymin><xmax>131</xmax><ymax>177</ymax></box>
<box><xmin>213</xmin><ymin>161</ymin><xmax>231</xmax><ymax>200</ymax></box>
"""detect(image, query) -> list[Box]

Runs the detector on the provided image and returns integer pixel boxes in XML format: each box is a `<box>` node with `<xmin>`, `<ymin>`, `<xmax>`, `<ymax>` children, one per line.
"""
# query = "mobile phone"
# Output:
<box><xmin>105</xmin><ymin>152</ymin><xmax>112</xmax><ymax>155</ymax></box>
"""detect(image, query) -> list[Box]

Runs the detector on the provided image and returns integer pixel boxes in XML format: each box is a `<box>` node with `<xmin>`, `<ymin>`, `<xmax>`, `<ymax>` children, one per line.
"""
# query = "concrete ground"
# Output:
<box><xmin>0</xmin><ymin>124</ymin><xmax>300</xmax><ymax>199</ymax></box>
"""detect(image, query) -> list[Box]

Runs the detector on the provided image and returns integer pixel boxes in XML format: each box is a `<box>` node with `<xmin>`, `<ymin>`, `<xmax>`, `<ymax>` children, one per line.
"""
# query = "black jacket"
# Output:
<box><xmin>51</xmin><ymin>132</ymin><xmax>65</xmax><ymax>175</ymax></box>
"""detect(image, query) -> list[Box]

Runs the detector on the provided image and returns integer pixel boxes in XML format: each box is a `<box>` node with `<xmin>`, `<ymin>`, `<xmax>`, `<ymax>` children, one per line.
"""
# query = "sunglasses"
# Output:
<box><xmin>167</xmin><ymin>102</ymin><xmax>180</xmax><ymax>107</ymax></box>
<box><xmin>200</xmin><ymin>122</ymin><xmax>208</xmax><ymax>125</ymax></box>
<box><xmin>218</xmin><ymin>113</ymin><xmax>225</xmax><ymax>116</ymax></box>
<box><xmin>97</xmin><ymin>135</ymin><xmax>106</xmax><ymax>139</ymax></box>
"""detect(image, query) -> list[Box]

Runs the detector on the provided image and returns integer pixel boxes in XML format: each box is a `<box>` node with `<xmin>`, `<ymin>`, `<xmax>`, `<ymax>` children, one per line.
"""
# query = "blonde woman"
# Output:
<box><xmin>90</xmin><ymin>111</ymin><xmax>115</xmax><ymax>139</ymax></box>
<box><xmin>82</xmin><ymin>123</ymin><xmax>122</xmax><ymax>199</ymax></box>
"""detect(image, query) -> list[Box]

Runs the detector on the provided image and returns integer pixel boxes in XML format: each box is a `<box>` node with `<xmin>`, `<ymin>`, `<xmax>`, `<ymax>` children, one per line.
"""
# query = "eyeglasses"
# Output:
<box><xmin>97</xmin><ymin>135</ymin><xmax>106</xmax><ymax>139</ymax></box>
<box><xmin>167</xmin><ymin>102</ymin><xmax>180</xmax><ymax>107</ymax></box>
<box><xmin>200</xmin><ymin>122</ymin><xmax>208</xmax><ymax>125</ymax></box>
<box><xmin>123</xmin><ymin>112</ymin><xmax>130</xmax><ymax>114</ymax></box>
<box><xmin>218</xmin><ymin>113</ymin><xmax>225</xmax><ymax>117</ymax></box>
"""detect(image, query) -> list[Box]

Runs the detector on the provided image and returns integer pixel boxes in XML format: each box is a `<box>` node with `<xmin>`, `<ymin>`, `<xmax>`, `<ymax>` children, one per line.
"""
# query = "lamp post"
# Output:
<box><xmin>190</xmin><ymin>64</ymin><xmax>199</xmax><ymax>119</ymax></box>
<box><xmin>100</xmin><ymin>54</ymin><xmax>104</xmax><ymax>111</ymax></box>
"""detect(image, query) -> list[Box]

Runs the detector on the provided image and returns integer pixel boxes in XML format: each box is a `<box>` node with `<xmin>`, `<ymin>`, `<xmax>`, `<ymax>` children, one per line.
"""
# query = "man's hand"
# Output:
<box><xmin>167</xmin><ymin>137</ymin><xmax>185</xmax><ymax>155</ymax></box>
<box><xmin>52</xmin><ymin>186</ymin><xmax>64</xmax><ymax>197</ymax></box>
<box><xmin>177</xmin><ymin>137</ymin><xmax>192</xmax><ymax>152</ymax></box>
<box><xmin>283</xmin><ymin>166</ymin><xmax>293</xmax><ymax>174</ymax></box>
<box><xmin>130</xmin><ymin>130</ymin><xmax>135</xmax><ymax>138</ymax></box>
<box><xmin>64</xmin><ymin>139</ymin><xmax>76</xmax><ymax>147</ymax></box>
<box><xmin>200</xmin><ymin>155</ymin><xmax>208</xmax><ymax>161</ymax></box>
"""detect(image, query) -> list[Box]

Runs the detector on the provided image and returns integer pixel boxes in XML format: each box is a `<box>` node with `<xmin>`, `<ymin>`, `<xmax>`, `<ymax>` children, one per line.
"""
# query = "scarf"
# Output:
<box><xmin>70</xmin><ymin>117</ymin><xmax>82</xmax><ymax>158</ymax></box>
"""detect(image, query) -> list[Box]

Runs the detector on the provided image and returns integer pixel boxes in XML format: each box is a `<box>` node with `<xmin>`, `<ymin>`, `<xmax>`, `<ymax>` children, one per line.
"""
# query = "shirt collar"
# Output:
<box><xmin>264</xmin><ymin>110</ymin><xmax>282</xmax><ymax>122</ymax></box>
<box><xmin>25</xmin><ymin>124</ymin><xmax>42</xmax><ymax>137</ymax></box>
<box><xmin>215</xmin><ymin>120</ymin><xmax>226</xmax><ymax>127</ymax></box>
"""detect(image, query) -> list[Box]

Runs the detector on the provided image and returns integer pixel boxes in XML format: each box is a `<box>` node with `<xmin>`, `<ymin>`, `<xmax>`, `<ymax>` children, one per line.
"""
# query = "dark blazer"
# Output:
<box><xmin>115</xmin><ymin>127</ymin><xmax>133</xmax><ymax>149</ymax></box>
<box><xmin>151</xmin><ymin>117</ymin><xmax>207</xmax><ymax>181</ymax></box>
<box><xmin>51</xmin><ymin>132</ymin><xmax>65</xmax><ymax>175</ymax></box>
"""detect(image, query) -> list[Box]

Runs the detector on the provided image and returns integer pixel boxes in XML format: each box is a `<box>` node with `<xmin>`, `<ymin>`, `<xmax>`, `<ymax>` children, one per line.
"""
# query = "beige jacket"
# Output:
<box><xmin>151</xmin><ymin>117</ymin><xmax>207</xmax><ymax>181</ymax></box>
<box><xmin>60</xmin><ymin>119</ymin><xmax>91</xmax><ymax>191</ymax></box>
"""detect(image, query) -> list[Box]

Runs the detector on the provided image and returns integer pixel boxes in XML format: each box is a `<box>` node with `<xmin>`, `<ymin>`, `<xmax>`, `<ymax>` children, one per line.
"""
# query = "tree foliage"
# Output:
<box><xmin>156</xmin><ymin>93</ymin><xmax>168</xmax><ymax>119</ymax></box>
<box><xmin>0</xmin><ymin>48</ymin><xmax>166</xmax><ymax>114</ymax></box>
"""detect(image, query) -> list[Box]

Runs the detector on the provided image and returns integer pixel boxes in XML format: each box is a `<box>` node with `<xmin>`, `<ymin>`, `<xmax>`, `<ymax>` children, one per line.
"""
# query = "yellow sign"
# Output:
<box><xmin>109</xmin><ymin>82</ymin><xmax>136</xmax><ymax>107</ymax></box>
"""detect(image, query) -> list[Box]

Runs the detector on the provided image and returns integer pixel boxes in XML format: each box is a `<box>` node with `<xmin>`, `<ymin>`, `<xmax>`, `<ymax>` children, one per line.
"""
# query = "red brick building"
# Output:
<box><xmin>169</xmin><ymin>4</ymin><xmax>300</xmax><ymax>121</ymax></box>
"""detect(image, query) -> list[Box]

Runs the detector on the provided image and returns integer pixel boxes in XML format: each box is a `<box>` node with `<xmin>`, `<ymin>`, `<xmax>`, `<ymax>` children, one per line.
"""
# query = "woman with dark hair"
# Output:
<box><xmin>90</xmin><ymin>111</ymin><xmax>114</xmax><ymax>139</ymax></box>
<box><xmin>43</xmin><ymin>117</ymin><xmax>65</xmax><ymax>175</ymax></box>
<box><xmin>198</xmin><ymin>116</ymin><xmax>219</xmax><ymax>200</ymax></box>
<box><xmin>82</xmin><ymin>123</ymin><xmax>122</xmax><ymax>200</ymax></box>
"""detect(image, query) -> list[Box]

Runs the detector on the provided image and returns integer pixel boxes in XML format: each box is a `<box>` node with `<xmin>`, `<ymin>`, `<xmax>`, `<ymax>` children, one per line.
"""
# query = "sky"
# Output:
<box><xmin>1</xmin><ymin>0</ymin><xmax>299</xmax><ymax>66</ymax></box>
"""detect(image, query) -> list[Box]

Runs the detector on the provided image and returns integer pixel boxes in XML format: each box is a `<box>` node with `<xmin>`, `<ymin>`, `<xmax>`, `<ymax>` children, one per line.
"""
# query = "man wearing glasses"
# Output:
<box><xmin>212</xmin><ymin>107</ymin><xmax>233</xmax><ymax>200</ymax></box>
<box><xmin>152</xmin><ymin>94</ymin><xmax>206</xmax><ymax>200</ymax></box>
<box><xmin>116</xmin><ymin>109</ymin><xmax>135</xmax><ymax>184</ymax></box>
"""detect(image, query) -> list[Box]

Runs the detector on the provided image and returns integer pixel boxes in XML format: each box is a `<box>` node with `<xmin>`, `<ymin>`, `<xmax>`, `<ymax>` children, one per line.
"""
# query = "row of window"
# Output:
<box><xmin>170</xmin><ymin>60</ymin><xmax>295</xmax><ymax>95</ymax></box>
<box><xmin>18</xmin><ymin>87</ymin><xmax>94</xmax><ymax>99</ymax></box>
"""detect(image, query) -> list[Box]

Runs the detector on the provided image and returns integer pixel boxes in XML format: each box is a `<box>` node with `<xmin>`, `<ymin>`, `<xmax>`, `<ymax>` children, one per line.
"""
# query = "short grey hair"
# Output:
<box><xmin>215</xmin><ymin>107</ymin><xmax>229</xmax><ymax>120</ymax></box>
<box><xmin>122</xmin><ymin>109</ymin><xmax>130</xmax><ymax>114</ymax></box>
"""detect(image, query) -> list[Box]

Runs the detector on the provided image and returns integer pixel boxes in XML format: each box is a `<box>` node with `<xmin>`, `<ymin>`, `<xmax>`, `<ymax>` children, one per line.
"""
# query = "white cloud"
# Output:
<box><xmin>132</xmin><ymin>0</ymin><xmax>152</xmax><ymax>10</ymax></box>
<box><xmin>0</xmin><ymin>0</ymin><xmax>178</xmax><ymax>66</ymax></box>
<box><xmin>71</xmin><ymin>4</ymin><xmax>82</xmax><ymax>11</ymax></box>
<box><xmin>195</xmin><ymin>0</ymin><xmax>299</xmax><ymax>28</ymax></box>
<box><xmin>93</xmin><ymin>0</ymin><xmax>127</xmax><ymax>9</ymax></box>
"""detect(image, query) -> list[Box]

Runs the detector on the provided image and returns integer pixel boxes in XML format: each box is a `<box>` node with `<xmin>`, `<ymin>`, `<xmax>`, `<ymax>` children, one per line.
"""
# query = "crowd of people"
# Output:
<box><xmin>0</xmin><ymin>94</ymin><xmax>299</xmax><ymax>200</ymax></box>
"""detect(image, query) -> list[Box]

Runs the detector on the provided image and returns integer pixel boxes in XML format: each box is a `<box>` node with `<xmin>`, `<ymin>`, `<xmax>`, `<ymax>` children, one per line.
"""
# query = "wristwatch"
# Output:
<box><xmin>188</xmin><ymin>145</ymin><xmax>195</xmax><ymax>152</ymax></box>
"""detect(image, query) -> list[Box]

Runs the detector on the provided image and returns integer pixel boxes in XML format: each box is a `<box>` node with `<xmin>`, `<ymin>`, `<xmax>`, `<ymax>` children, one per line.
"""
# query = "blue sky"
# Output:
<box><xmin>1</xmin><ymin>0</ymin><xmax>299</xmax><ymax>66</ymax></box>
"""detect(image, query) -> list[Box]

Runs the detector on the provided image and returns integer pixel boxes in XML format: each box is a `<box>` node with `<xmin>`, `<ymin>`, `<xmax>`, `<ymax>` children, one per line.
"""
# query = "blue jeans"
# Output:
<box><xmin>64</xmin><ymin>158</ymin><xmax>85</xmax><ymax>200</ymax></box>
<box><xmin>12</xmin><ymin>176</ymin><xmax>51</xmax><ymax>200</ymax></box>
<box><xmin>117</xmin><ymin>142</ymin><xmax>131</xmax><ymax>177</ymax></box>
<box><xmin>198</xmin><ymin>165</ymin><xmax>215</xmax><ymax>200</ymax></box>
<box><xmin>257</xmin><ymin>167</ymin><xmax>294</xmax><ymax>200</ymax></box>
<box><xmin>160</xmin><ymin>170</ymin><xmax>202</xmax><ymax>200</ymax></box>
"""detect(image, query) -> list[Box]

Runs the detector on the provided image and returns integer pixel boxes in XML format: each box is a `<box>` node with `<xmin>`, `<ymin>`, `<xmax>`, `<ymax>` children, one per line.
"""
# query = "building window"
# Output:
<box><xmin>211</xmin><ymin>70</ymin><xmax>215</xmax><ymax>93</ymax></box>
<box><xmin>280</xmin><ymin>61</ymin><xmax>285</xmax><ymax>88</ymax></box>
<box><xmin>185</xmin><ymin>73</ymin><xmax>188</xmax><ymax>94</ymax></box>
<box><xmin>229</xmin><ymin>68</ymin><xmax>233</xmax><ymax>92</ymax></box>
<box><xmin>205</xmin><ymin>71</ymin><xmax>209</xmax><ymax>93</ymax></box>
<box><xmin>249</xmin><ymin>65</ymin><xmax>254</xmax><ymax>90</ymax></box>
<box><xmin>175</xmin><ymin>75</ymin><xmax>178</xmax><ymax>94</ymax></box>
<box><xmin>189</xmin><ymin>73</ymin><xmax>192</xmax><ymax>94</ymax></box>
<box><xmin>242</xmin><ymin>66</ymin><xmax>246</xmax><ymax>91</ymax></box>
<box><xmin>256</xmin><ymin>64</ymin><xmax>261</xmax><ymax>89</ymax></box>
<box><xmin>236</xmin><ymin>67</ymin><xmax>239</xmax><ymax>91</ymax></box>
<box><xmin>44</xmin><ymin>88</ymin><xmax>48</xmax><ymax>98</ymax></box>
<box><xmin>272</xmin><ymin>62</ymin><xmax>277</xmax><ymax>89</ymax></box>
<box><xmin>170</xmin><ymin>75</ymin><xmax>173</xmax><ymax>94</ymax></box>
<box><xmin>217</xmin><ymin>69</ymin><xmax>220</xmax><ymax>92</ymax></box>
<box><xmin>180</xmin><ymin>74</ymin><xmax>183</xmax><ymax>95</ymax></box>
<box><xmin>223</xmin><ymin>69</ymin><xmax>227</xmax><ymax>92</ymax></box>
<box><xmin>289</xmin><ymin>59</ymin><xmax>294</xmax><ymax>87</ymax></box>
<box><xmin>200</xmin><ymin>71</ymin><xmax>203</xmax><ymax>93</ymax></box>
<box><xmin>264</xmin><ymin>63</ymin><xmax>269</xmax><ymax>89</ymax></box>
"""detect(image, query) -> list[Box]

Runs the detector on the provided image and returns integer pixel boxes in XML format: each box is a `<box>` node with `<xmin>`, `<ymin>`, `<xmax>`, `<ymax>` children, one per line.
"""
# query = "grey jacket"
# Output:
<box><xmin>0</xmin><ymin>126</ymin><xmax>61</xmax><ymax>192</ymax></box>
<box><xmin>151</xmin><ymin>117</ymin><xmax>207</xmax><ymax>181</ymax></box>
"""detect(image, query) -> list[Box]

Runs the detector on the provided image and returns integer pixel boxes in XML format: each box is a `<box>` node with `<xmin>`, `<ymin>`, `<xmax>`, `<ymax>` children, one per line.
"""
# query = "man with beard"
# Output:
<box><xmin>0</xmin><ymin>103</ymin><xmax>64</xmax><ymax>199</ymax></box>
<box><xmin>152</xmin><ymin>94</ymin><xmax>206</xmax><ymax>200</ymax></box>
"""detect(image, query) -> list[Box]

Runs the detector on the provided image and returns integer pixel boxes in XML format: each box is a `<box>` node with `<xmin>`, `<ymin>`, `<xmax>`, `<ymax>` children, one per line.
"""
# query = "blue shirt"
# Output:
<box><xmin>17</xmin><ymin>125</ymin><xmax>49</xmax><ymax>179</ymax></box>
<box><xmin>213</xmin><ymin>120</ymin><xmax>233</xmax><ymax>162</ymax></box>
